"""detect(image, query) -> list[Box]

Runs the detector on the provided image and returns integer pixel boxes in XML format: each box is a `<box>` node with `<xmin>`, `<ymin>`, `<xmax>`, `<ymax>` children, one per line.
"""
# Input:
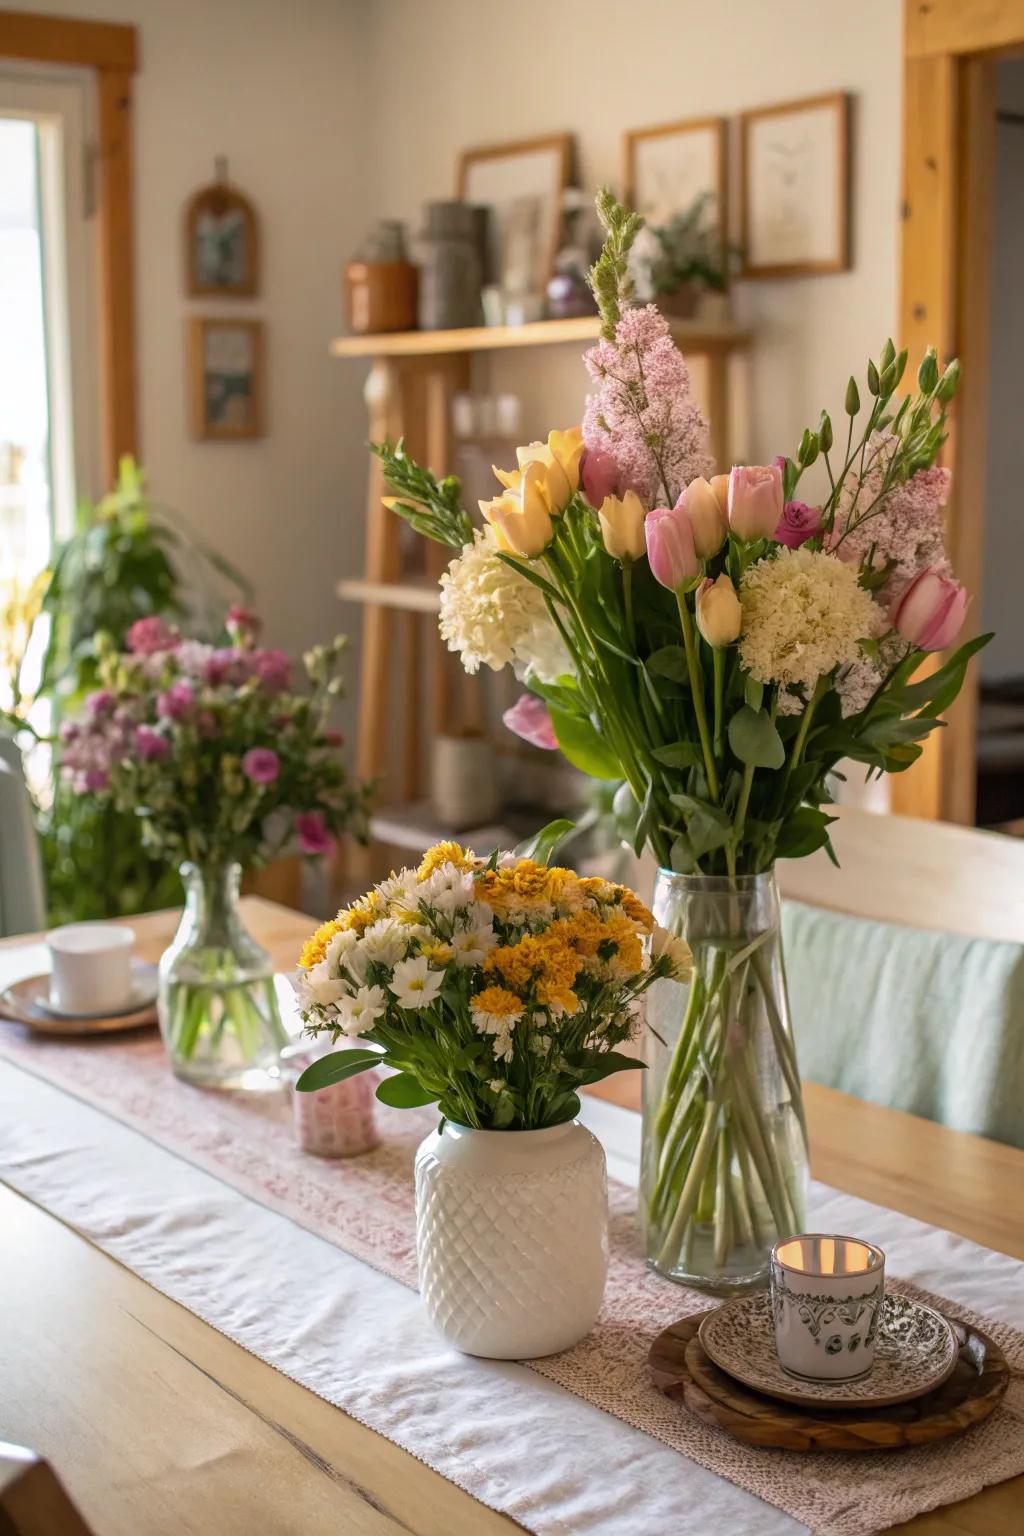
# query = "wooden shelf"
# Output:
<box><xmin>330</xmin><ymin>315</ymin><xmax>751</xmax><ymax>360</ymax></box>
<box><xmin>337</xmin><ymin>577</ymin><xmax>440</xmax><ymax>613</ymax></box>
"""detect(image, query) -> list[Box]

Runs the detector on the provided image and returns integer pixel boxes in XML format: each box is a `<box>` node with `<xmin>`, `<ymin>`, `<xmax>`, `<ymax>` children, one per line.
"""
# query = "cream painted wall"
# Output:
<box><xmin>11</xmin><ymin>0</ymin><xmax>372</xmax><ymax>718</ymax></box>
<box><xmin>359</xmin><ymin>0</ymin><xmax>902</xmax><ymax>469</ymax></box>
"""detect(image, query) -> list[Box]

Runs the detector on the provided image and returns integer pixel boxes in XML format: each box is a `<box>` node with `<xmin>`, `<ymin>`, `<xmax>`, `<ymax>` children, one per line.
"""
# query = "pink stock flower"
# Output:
<box><xmin>582</xmin><ymin>305</ymin><xmax>712</xmax><ymax>506</ymax></box>
<box><xmin>295</xmin><ymin>809</ymin><xmax>333</xmax><ymax>856</ymax></box>
<box><xmin>833</xmin><ymin>436</ymin><xmax>952</xmax><ymax>596</ymax></box>
<box><xmin>502</xmin><ymin>693</ymin><xmax>558</xmax><ymax>751</ymax></box>
<box><xmin>85</xmin><ymin>689</ymin><xmax>116</xmax><ymax>717</ymax></box>
<box><xmin>253</xmin><ymin>648</ymin><xmax>291</xmax><ymax>693</ymax></box>
<box><xmin>242</xmin><ymin>747</ymin><xmax>281</xmax><ymax>785</ymax></box>
<box><xmin>890</xmin><ymin>567</ymin><xmax>968</xmax><ymax>651</ymax></box>
<box><xmin>645</xmin><ymin>505</ymin><xmax>699</xmax><ymax>591</ymax></box>
<box><xmin>136</xmin><ymin>725</ymin><xmax>170</xmax><ymax>762</ymax></box>
<box><xmin>728</xmin><ymin>464</ymin><xmax>784</xmax><ymax>542</ymax></box>
<box><xmin>156</xmin><ymin>682</ymin><xmax>196</xmax><ymax>721</ymax></box>
<box><xmin>126</xmin><ymin>616</ymin><xmax>178</xmax><ymax>656</ymax></box>
<box><xmin>775</xmin><ymin>501</ymin><xmax>823</xmax><ymax>549</ymax></box>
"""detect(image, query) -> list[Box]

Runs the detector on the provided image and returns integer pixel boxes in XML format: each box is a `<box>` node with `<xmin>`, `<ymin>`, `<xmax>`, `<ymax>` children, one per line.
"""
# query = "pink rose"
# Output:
<box><xmin>645</xmin><ymin>505</ymin><xmax>699</xmax><ymax>591</ymax></box>
<box><xmin>126</xmin><ymin>616</ymin><xmax>178</xmax><ymax>656</ymax></box>
<box><xmin>775</xmin><ymin>501</ymin><xmax>822</xmax><ymax>549</ymax></box>
<box><xmin>136</xmin><ymin>725</ymin><xmax>170</xmax><ymax>762</ymax></box>
<box><xmin>890</xmin><ymin>567</ymin><xmax>968</xmax><ymax>651</ymax></box>
<box><xmin>242</xmin><ymin>747</ymin><xmax>280</xmax><ymax>785</ymax></box>
<box><xmin>296</xmin><ymin>809</ymin><xmax>333</xmax><ymax>856</ymax></box>
<box><xmin>727</xmin><ymin>464</ymin><xmax>784</xmax><ymax>543</ymax></box>
<box><xmin>502</xmin><ymin>694</ymin><xmax>558</xmax><ymax>750</ymax></box>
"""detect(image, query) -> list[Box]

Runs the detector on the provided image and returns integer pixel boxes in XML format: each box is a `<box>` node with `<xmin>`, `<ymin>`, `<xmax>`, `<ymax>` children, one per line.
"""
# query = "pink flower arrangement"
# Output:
<box><xmin>58</xmin><ymin>617</ymin><xmax>370</xmax><ymax>870</ymax></box>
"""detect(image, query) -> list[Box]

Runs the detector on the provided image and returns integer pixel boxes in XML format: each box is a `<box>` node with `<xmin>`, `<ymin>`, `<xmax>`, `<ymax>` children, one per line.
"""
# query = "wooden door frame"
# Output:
<box><xmin>894</xmin><ymin>0</ymin><xmax>1024</xmax><ymax>822</ymax></box>
<box><xmin>0</xmin><ymin>9</ymin><xmax>138</xmax><ymax>484</ymax></box>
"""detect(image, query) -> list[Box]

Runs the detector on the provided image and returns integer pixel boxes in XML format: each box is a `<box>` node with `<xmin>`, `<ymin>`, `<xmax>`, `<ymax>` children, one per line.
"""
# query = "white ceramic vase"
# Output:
<box><xmin>414</xmin><ymin>1120</ymin><xmax>609</xmax><ymax>1359</ymax></box>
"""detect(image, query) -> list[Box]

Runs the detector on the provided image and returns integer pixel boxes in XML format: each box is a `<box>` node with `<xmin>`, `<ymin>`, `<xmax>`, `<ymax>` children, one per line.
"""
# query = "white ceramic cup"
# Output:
<box><xmin>770</xmin><ymin>1233</ymin><xmax>885</xmax><ymax>1383</ymax></box>
<box><xmin>47</xmin><ymin>924</ymin><xmax>135</xmax><ymax>1015</ymax></box>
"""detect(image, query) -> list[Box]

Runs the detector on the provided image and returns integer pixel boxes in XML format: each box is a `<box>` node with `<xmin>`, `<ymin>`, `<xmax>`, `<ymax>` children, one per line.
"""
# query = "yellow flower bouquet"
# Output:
<box><xmin>294</xmin><ymin>841</ymin><xmax>690</xmax><ymax>1130</ymax></box>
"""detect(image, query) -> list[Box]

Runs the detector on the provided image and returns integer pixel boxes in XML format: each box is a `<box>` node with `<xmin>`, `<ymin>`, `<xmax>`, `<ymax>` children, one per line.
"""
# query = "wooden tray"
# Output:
<box><xmin>0</xmin><ymin>973</ymin><xmax>158</xmax><ymax>1037</ymax></box>
<box><xmin>649</xmin><ymin>1309</ymin><xmax>1010</xmax><ymax>1452</ymax></box>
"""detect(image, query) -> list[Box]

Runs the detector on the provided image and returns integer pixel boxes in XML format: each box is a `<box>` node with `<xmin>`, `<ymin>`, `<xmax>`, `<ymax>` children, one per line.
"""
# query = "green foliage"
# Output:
<box><xmin>641</xmin><ymin>193</ymin><xmax>738</xmax><ymax>296</ymax></box>
<box><xmin>587</xmin><ymin>188</ymin><xmax>645</xmax><ymax>340</ymax></box>
<box><xmin>370</xmin><ymin>439</ymin><xmax>474</xmax><ymax>548</ymax></box>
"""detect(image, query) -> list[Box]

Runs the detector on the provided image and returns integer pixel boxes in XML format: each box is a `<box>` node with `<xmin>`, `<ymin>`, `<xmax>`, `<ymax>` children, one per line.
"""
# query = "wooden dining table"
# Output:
<box><xmin>1</xmin><ymin>898</ymin><xmax>1021</xmax><ymax>1536</ymax></box>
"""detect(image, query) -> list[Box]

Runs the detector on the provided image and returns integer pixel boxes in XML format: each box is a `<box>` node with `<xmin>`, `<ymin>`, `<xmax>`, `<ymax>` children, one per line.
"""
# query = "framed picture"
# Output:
<box><xmin>622</xmin><ymin>116</ymin><xmax>728</xmax><ymax>232</ymax></box>
<box><xmin>457</xmin><ymin>133</ymin><xmax>572</xmax><ymax>296</ymax></box>
<box><xmin>188</xmin><ymin>318</ymin><xmax>264</xmax><ymax>440</ymax></box>
<box><xmin>739</xmin><ymin>92</ymin><xmax>850</xmax><ymax>278</ymax></box>
<box><xmin>184</xmin><ymin>168</ymin><xmax>259</xmax><ymax>297</ymax></box>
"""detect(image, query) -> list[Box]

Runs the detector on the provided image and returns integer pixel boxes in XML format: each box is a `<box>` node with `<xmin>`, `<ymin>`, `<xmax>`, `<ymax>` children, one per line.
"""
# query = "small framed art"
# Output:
<box><xmin>457</xmin><ymin>132</ymin><xmax>572</xmax><ymax>293</ymax></box>
<box><xmin>188</xmin><ymin>318</ymin><xmax>264</xmax><ymax>441</ymax></box>
<box><xmin>739</xmin><ymin>92</ymin><xmax>850</xmax><ymax>278</ymax></box>
<box><xmin>184</xmin><ymin>162</ymin><xmax>260</xmax><ymax>297</ymax></box>
<box><xmin>622</xmin><ymin>116</ymin><xmax>728</xmax><ymax>232</ymax></box>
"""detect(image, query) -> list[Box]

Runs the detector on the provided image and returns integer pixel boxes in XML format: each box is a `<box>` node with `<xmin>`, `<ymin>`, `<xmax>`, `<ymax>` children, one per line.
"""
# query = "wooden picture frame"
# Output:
<box><xmin>184</xmin><ymin>175</ymin><xmax>259</xmax><ymax>298</ymax></box>
<box><xmin>456</xmin><ymin>132</ymin><xmax>572</xmax><ymax>291</ymax></box>
<box><xmin>188</xmin><ymin>318</ymin><xmax>264</xmax><ymax>441</ymax></box>
<box><xmin>739</xmin><ymin>92</ymin><xmax>850</xmax><ymax>278</ymax></box>
<box><xmin>622</xmin><ymin>115</ymin><xmax>728</xmax><ymax>233</ymax></box>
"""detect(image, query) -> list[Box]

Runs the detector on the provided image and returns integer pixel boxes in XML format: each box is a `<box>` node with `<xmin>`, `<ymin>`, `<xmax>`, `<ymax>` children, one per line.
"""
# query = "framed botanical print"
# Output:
<box><xmin>185</xmin><ymin>163</ymin><xmax>260</xmax><ymax>297</ymax></box>
<box><xmin>457</xmin><ymin>133</ymin><xmax>572</xmax><ymax>293</ymax></box>
<box><xmin>622</xmin><ymin>116</ymin><xmax>728</xmax><ymax>233</ymax></box>
<box><xmin>739</xmin><ymin>92</ymin><xmax>850</xmax><ymax>278</ymax></box>
<box><xmin>188</xmin><ymin>318</ymin><xmax>264</xmax><ymax>440</ymax></box>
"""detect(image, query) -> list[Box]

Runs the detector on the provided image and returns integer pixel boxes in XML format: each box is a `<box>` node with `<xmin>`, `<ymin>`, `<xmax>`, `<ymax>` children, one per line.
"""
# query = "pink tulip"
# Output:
<box><xmin>580</xmin><ymin>448</ymin><xmax>622</xmax><ymax>508</ymax></box>
<box><xmin>890</xmin><ymin>567</ymin><xmax>968</xmax><ymax>651</ymax></box>
<box><xmin>503</xmin><ymin>693</ymin><xmax>558</xmax><ymax>750</ymax></box>
<box><xmin>645</xmin><ymin>505</ymin><xmax>700</xmax><ymax>591</ymax></box>
<box><xmin>727</xmin><ymin>463</ymin><xmax>784</xmax><ymax>543</ymax></box>
<box><xmin>775</xmin><ymin>500</ymin><xmax>822</xmax><ymax>549</ymax></box>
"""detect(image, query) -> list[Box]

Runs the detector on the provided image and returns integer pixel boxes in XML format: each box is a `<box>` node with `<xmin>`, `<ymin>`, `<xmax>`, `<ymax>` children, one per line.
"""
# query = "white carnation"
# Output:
<box><xmin>438</xmin><ymin>526</ymin><xmax>571</xmax><ymax>684</ymax></box>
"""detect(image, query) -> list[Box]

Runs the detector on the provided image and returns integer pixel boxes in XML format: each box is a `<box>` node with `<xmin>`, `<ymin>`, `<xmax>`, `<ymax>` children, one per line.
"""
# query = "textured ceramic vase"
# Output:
<box><xmin>414</xmin><ymin>1121</ymin><xmax>609</xmax><ymax>1359</ymax></box>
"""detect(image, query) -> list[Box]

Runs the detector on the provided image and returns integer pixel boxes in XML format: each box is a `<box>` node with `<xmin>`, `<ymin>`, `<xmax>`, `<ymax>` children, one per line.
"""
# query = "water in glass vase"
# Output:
<box><xmin>157</xmin><ymin>862</ymin><xmax>289</xmax><ymax>1090</ymax></box>
<box><xmin>642</xmin><ymin>870</ymin><xmax>808</xmax><ymax>1293</ymax></box>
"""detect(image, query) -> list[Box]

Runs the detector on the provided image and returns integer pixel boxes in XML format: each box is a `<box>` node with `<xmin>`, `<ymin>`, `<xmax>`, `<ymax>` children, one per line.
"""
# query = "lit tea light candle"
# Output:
<box><xmin>281</xmin><ymin>1041</ymin><xmax>381</xmax><ymax>1158</ymax></box>
<box><xmin>770</xmin><ymin>1233</ymin><xmax>886</xmax><ymax>1382</ymax></box>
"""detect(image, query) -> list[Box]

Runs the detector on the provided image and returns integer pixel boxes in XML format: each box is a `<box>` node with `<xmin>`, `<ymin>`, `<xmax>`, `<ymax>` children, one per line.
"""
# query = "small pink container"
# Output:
<box><xmin>282</xmin><ymin>1041</ymin><xmax>381</xmax><ymax>1158</ymax></box>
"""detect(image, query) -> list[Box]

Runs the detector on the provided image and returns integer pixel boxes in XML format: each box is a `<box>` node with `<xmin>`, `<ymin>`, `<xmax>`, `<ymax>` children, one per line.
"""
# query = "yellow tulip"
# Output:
<box><xmin>696</xmin><ymin>573</ymin><xmax>742</xmax><ymax>647</ymax></box>
<box><xmin>495</xmin><ymin>427</ymin><xmax>584</xmax><ymax>515</ymax></box>
<box><xmin>709</xmin><ymin>473</ymin><xmax>730</xmax><ymax>519</ymax></box>
<box><xmin>480</xmin><ymin>461</ymin><xmax>554</xmax><ymax>557</ymax></box>
<box><xmin>598</xmin><ymin>491</ymin><xmax>647</xmax><ymax>563</ymax></box>
<box><xmin>678</xmin><ymin>477</ymin><xmax>726</xmax><ymax>559</ymax></box>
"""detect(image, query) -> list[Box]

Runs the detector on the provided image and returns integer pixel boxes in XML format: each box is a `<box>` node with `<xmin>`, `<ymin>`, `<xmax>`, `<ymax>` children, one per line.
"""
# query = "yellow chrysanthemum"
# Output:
<box><xmin>417</xmin><ymin>841</ymin><xmax>475</xmax><ymax>881</ymax></box>
<box><xmin>473</xmin><ymin>984</ymin><xmax>525</xmax><ymax>1018</ymax></box>
<box><xmin>299</xmin><ymin>917</ymin><xmax>343</xmax><ymax>970</ymax></box>
<box><xmin>549</xmin><ymin>911</ymin><xmax>606</xmax><ymax>958</ymax></box>
<box><xmin>339</xmin><ymin>901</ymin><xmax>377</xmax><ymax>934</ymax></box>
<box><xmin>419</xmin><ymin>939</ymin><xmax>454</xmax><ymax>966</ymax></box>
<box><xmin>615</xmin><ymin>888</ymin><xmax>655</xmax><ymax>932</ymax></box>
<box><xmin>485</xmin><ymin>933</ymin><xmax>581</xmax><ymax>997</ymax></box>
<box><xmin>577</xmin><ymin>875</ymin><xmax>618</xmax><ymax>906</ymax></box>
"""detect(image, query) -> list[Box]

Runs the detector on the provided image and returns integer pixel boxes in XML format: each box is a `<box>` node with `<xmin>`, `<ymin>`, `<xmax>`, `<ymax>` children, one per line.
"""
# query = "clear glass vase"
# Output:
<box><xmin>641</xmin><ymin>869</ymin><xmax>808</xmax><ymax>1293</ymax></box>
<box><xmin>157</xmin><ymin>861</ymin><xmax>289</xmax><ymax>1090</ymax></box>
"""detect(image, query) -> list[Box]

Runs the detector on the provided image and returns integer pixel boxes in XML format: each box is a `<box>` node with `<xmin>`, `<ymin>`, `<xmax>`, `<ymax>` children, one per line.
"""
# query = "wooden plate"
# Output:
<box><xmin>649</xmin><ymin>1309</ymin><xmax>1010</xmax><ymax>1452</ymax></box>
<box><xmin>0</xmin><ymin>973</ymin><xmax>158</xmax><ymax>1037</ymax></box>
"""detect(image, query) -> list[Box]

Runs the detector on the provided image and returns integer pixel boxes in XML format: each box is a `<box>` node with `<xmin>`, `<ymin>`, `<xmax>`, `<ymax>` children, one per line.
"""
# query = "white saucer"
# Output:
<box><xmin>699</xmin><ymin>1292</ymin><xmax>959</xmax><ymax>1410</ymax></box>
<box><xmin>37</xmin><ymin>963</ymin><xmax>159</xmax><ymax>1022</ymax></box>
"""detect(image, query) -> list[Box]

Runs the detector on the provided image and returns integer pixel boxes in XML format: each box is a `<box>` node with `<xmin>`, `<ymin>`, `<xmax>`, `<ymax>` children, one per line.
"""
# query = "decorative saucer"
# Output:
<box><xmin>33</xmin><ymin>963</ymin><xmax>159</xmax><ymax>1020</ymax></box>
<box><xmin>0</xmin><ymin>967</ymin><xmax>158</xmax><ymax>1036</ymax></box>
<box><xmin>699</xmin><ymin>1292</ymin><xmax>959</xmax><ymax>1409</ymax></box>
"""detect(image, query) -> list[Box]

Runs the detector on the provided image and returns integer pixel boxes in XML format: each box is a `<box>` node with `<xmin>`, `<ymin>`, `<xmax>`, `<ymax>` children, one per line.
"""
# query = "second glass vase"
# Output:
<box><xmin>157</xmin><ymin>861</ymin><xmax>289</xmax><ymax>1090</ymax></box>
<box><xmin>642</xmin><ymin>869</ymin><xmax>808</xmax><ymax>1292</ymax></box>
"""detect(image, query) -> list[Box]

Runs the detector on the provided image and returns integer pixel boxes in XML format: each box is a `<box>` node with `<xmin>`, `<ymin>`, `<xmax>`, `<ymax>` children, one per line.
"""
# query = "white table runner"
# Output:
<box><xmin>2</xmin><ymin>1045</ymin><xmax>1023</xmax><ymax>1536</ymax></box>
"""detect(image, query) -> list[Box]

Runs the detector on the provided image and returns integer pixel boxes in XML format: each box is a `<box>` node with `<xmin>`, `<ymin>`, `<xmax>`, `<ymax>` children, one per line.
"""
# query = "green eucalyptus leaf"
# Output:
<box><xmin>577</xmin><ymin>1051</ymin><xmax>646</xmax><ymax>1085</ymax></box>
<box><xmin>647</xmin><ymin>646</ymin><xmax>689</xmax><ymax>683</ymax></box>
<box><xmin>295</xmin><ymin>1048</ymin><xmax>380</xmax><ymax>1093</ymax></box>
<box><xmin>651</xmin><ymin>740</ymin><xmax>701</xmax><ymax>768</ymax></box>
<box><xmin>728</xmin><ymin>705</ymin><xmax>785</xmax><ymax>769</ymax></box>
<box><xmin>375</xmin><ymin>1073</ymin><xmax>440</xmax><ymax>1109</ymax></box>
<box><xmin>775</xmin><ymin>805</ymin><xmax>837</xmax><ymax>859</ymax></box>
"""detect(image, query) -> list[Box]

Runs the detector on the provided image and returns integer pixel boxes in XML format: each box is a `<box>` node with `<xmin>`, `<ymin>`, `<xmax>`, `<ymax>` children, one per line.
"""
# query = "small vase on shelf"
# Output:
<box><xmin>414</xmin><ymin>1120</ymin><xmax>608</xmax><ymax>1359</ymax></box>
<box><xmin>641</xmin><ymin>868</ymin><xmax>808</xmax><ymax>1293</ymax></box>
<box><xmin>157</xmin><ymin>861</ymin><xmax>289</xmax><ymax>1091</ymax></box>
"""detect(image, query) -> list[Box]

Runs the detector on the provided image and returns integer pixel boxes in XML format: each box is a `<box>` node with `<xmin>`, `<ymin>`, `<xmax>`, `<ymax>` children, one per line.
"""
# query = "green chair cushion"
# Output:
<box><xmin>782</xmin><ymin>898</ymin><xmax>1024</xmax><ymax>1151</ymax></box>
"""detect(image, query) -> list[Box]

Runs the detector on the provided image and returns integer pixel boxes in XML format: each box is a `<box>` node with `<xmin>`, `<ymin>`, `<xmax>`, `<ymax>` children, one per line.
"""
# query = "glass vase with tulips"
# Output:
<box><xmin>369</xmin><ymin>190</ymin><xmax>989</xmax><ymax>1289</ymax></box>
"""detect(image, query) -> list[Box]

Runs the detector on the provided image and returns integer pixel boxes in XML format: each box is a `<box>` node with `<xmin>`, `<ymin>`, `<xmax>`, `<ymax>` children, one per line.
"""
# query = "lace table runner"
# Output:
<box><xmin>2</xmin><ymin>1025</ymin><xmax>1023</xmax><ymax>1536</ymax></box>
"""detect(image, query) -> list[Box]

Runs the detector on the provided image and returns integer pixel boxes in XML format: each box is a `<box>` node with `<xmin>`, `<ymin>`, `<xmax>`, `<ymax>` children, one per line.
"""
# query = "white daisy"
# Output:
<box><xmin>325</xmin><ymin>926</ymin><xmax>359</xmax><ymax>977</ymax></box>
<box><xmin>359</xmin><ymin>918</ymin><xmax>408</xmax><ymax>967</ymax></box>
<box><xmin>491</xmin><ymin>1031</ymin><xmax>515</xmax><ymax>1062</ymax></box>
<box><xmin>300</xmin><ymin>959</ymin><xmax>349</xmax><ymax>1010</ymax></box>
<box><xmin>338</xmin><ymin>984</ymin><xmax>386</xmax><ymax>1035</ymax></box>
<box><xmin>450</xmin><ymin>921</ymin><xmax>497</xmax><ymax>967</ymax></box>
<box><xmin>388</xmin><ymin>956</ymin><xmax>445</xmax><ymax>1010</ymax></box>
<box><xmin>415</xmin><ymin>865</ymin><xmax>476</xmax><ymax>916</ymax></box>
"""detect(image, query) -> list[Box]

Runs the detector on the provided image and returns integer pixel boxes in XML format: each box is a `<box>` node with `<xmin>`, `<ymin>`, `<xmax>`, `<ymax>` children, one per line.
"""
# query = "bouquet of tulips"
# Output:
<box><xmin>295</xmin><ymin>841</ymin><xmax>690</xmax><ymax>1130</ymax></box>
<box><xmin>369</xmin><ymin>190</ymin><xmax>989</xmax><ymax>1287</ymax></box>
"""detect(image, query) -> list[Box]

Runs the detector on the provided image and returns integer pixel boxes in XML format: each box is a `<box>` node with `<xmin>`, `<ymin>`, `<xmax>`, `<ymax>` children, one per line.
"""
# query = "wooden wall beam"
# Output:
<box><xmin>0</xmin><ymin>9</ymin><xmax>136</xmax><ymax>70</ymax></box>
<box><xmin>905</xmin><ymin>0</ymin><xmax>1024</xmax><ymax>59</ymax></box>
